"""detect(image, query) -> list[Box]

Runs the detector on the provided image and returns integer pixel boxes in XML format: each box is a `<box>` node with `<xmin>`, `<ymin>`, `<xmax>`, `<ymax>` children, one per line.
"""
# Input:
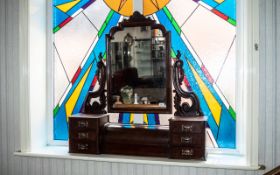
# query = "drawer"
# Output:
<box><xmin>169</xmin><ymin>147</ymin><xmax>205</xmax><ymax>160</ymax></box>
<box><xmin>170</xmin><ymin>133</ymin><xmax>204</xmax><ymax>146</ymax></box>
<box><xmin>170</xmin><ymin>122</ymin><xmax>205</xmax><ymax>134</ymax></box>
<box><xmin>69</xmin><ymin>118</ymin><xmax>97</xmax><ymax>131</ymax></box>
<box><xmin>69</xmin><ymin>131</ymin><xmax>97</xmax><ymax>141</ymax></box>
<box><xmin>69</xmin><ymin>140</ymin><xmax>98</xmax><ymax>154</ymax></box>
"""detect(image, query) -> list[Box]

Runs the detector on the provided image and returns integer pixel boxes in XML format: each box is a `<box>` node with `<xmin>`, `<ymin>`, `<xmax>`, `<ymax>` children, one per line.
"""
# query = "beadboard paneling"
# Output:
<box><xmin>275</xmin><ymin>0</ymin><xmax>280</xmax><ymax>167</ymax></box>
<box><xmin>0</xmin><ymin>0</ymin><xmax>20</xmax><ymax>175</ymax></box>
<box><xmin>258</xmin><ymin>0</ymin><xmax>279</xmax><ymax>173</ymax></box>
<box><xmin>0</xmin><ymin>0</ymin><xmax>7</xmax><ymax>173</ymax></box>
<box><xmin>258</xmin><ymin>0</ymin><xmax>267</xmax><ymax>169</ymax></box>
<box><xmin>1</xmin><ymin>0</ymin><xmax>280</xmax><ymax>174</ymax></box>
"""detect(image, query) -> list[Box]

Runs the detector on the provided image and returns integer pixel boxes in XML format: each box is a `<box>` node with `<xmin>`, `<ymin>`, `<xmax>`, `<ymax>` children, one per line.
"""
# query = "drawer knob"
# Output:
<box><xmin>181</xmin><ymin>149</ymin><xmax>193</xmax><ymax>156</ymax></box>
<box><xmin>182</xmin><ymin>125</ymin><xmax>193</xmax><ymax>132</ymax></box>
<box><xmin>181</xmin><ymin>137</ymin><xmax>192</xmax><ymax>144</ymax></box>
<box><xmin>78</xmin><ymin>121</ymin><xmax>89</xmax><ymax>128</ymax></box>
<box><xmin>77</xmin><ymin>143</ymin><xmax>89</xmax><ymax>150</ymax></box>
<box><xmin>78</xmin><ymin>132</ymin><xmax>89</xmax><ymax>139</ymax></box>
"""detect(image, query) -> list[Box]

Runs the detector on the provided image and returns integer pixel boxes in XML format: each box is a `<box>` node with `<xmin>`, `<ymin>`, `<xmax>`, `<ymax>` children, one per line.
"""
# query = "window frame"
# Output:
<box><xmin>19</xmin><ymin>0</ymin><xmax>259</xmax><ymax>167</ymax></box>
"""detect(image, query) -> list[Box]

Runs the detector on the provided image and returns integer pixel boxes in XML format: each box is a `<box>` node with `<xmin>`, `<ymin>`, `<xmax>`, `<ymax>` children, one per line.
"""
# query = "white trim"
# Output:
<box><xmin>14</xmin><ymin>147</ymin><xmax>260</xmax><ymax>171</ymax></box>
<box><xmin>46</xmin><ymin>0</ymin><xmax>56</xmax><ymax>147</ymax></box>
<box><xmin>46</xmin><ymin>0</ymin><xmax>69</xmax><ymax>146</ymax></box>
<box><xmin>236</xmin><ymin>0</ymin><xmax>259</xmax><ymax>167</ymax></box>
<box><xmin>19</xmin><ymin>0</ymin><xmax>260</xmax><ymax>167</ymax></box>
<box><xmin>247</xmin><ymin>0</ymin><xmax>260</xmax><ymax>166</ymax></box>
<box><xmin>236</xmin><ymin>0</ymin><xmax>245</xmax><ymax>158</ymax></box>
<box><xmin>29</xmin><ymin>0</ymin><xmax>48</xmax><ymax>150</ymax></box>
<box><xmin>19</xmin><ymin>0</ymin><xmax>31</xmax><ymax>152</ymax></box>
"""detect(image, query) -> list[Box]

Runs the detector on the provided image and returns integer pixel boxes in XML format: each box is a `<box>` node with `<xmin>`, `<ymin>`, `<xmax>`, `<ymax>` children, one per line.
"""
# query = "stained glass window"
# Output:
<box><xmin>53</xmin><ymin>0</ymin><xmax>236</xmax><ymax>149</ymax></box>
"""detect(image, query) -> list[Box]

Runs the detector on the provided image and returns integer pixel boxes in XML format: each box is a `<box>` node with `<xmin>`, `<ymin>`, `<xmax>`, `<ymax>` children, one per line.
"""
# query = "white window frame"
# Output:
<box><xmin>18</xmin><ymin>0</ymin><xmax>260</xmax><ymax>168</ymax></box>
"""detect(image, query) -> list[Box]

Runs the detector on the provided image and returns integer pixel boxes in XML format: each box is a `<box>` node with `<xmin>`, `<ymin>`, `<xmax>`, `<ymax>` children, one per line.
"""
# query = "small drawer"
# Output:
<box><xmin>69</xmin><ymin>131</ymin><xmax>97</xmax><ymax>141</ymax></box>
<box><xmin>170</xmin><ymin>134</ymin><xmax>203</xmax><ymax>146</ymax></box>
<box><xmin>170</xmin><ymin>122</ymin><xmax>204</xmax><ymax>134</ymax></box>
<box><xmin>69</xmin><ymin>118</ymin><xmax>97</xmax><ymax>130</ymax></box>
<box><xmin>69</xmin><ymin>140</ymin><xmax>98</xmax><ymax>154</ymax></box>
<box><xmin>169</xmin><ymin>147</ymin><xmax>205</xmax><ymax>160</ymax></box>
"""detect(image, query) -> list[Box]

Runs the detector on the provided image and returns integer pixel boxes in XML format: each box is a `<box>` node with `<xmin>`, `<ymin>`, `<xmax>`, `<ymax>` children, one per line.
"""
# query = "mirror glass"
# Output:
<box><xmin>109</xmin><ymin>26</ymin><xmax>168</xmax><ymax>110</ymax></box>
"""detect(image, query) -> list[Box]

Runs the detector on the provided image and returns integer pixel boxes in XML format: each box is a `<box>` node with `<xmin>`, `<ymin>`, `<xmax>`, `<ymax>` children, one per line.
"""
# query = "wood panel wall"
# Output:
<box><xmin>0</xmin><ymin>0</ymin><xmax>279</xmax><ymax>174</ymax></box>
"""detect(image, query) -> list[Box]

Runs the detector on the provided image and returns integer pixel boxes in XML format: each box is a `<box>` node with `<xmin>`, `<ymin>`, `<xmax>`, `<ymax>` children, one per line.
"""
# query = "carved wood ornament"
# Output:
<box><xmin>83</xmin><ymin>53</ymin><xmax>107</xmax><ymax>114</ymax></box>
<box><xmin>172</xmin><ymin>51</ymin><xmax>203</xmax><ymax>117</ymax></box>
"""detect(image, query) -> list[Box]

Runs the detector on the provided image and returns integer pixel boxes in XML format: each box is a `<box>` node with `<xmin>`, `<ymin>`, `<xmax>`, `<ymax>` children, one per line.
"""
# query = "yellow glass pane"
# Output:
<box><xmin>188</xmin><ymin>61</ymin><xmax>222</xmax><ymax>126</ymax></box>
<box><xmin>56</xmin><ymin>0</ymin><xmax>81</xmax><ymax>13</ymax></box>
<box><xmin>104</xmin><ymin>0</ymin><xmax>133</xmax><ymax>16</ymax></box>
<box><xmin>103</xmin><ymin>0</ymin><xmax>170</xmax><ymax>16</ymax></box>
<box><xmin>214</xmin><ymin>0</ymin><xmax>225</xmax><ymax>3</ymax></box>
<box><xmin>65</xmin><ymin>65</ymin><xmax>92</xmax><ymax>121</ymax></box>
<box><xmin>143</xmin><ymin>0</ymin><xmax>170</xmax><ymax>16</ymax></box>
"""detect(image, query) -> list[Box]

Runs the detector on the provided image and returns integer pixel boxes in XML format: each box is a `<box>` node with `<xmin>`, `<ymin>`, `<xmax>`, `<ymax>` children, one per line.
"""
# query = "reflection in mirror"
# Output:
<box><xmin>110</xmin><ymin>26</ymin><xmax>167</xmax><ymax>110</ymax></box>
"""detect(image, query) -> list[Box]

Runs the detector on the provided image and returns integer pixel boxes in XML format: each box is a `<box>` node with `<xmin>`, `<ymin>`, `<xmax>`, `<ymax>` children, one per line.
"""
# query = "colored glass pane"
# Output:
<box><xmin>53</xmin><ymin>0</ymin><xmax>236</xmax><ymax>148</ymax></box>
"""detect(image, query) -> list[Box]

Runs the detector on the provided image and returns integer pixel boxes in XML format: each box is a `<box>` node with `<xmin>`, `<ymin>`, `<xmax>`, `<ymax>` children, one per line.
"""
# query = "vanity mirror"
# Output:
<box><xmin>106</xmin><ymin>12</ymin><xmax>172</xmax><ymax>114</ymax></box>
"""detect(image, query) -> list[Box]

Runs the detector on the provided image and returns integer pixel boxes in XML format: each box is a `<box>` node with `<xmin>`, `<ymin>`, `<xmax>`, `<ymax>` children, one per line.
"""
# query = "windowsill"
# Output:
<box><xmin>14</xmin><ymin>146</ymin><xmax>260</xmax><ymax>170</ymax></box>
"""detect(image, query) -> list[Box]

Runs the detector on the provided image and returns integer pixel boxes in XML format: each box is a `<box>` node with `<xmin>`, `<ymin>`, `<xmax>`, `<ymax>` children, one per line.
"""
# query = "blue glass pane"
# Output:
<box><xmin>216</xmin><ymin>0</ymin><xmax>236</xmax><ymax>20</ymax></box>
<box><xmin>53</xmin><ymin>0</ymin><xmax>72</xmax><ymax>6</ymax></box>
<box><xmin>201</xmin><ymin>0</ymin><xmax>218</xmax><ymax>8</ymax></box>
<box><xmin>66</xmin><ymin>0</ymin><xmax>91</xmax><ymax>16</ymax></box>
<box><xmin>147</xmin><ymin>114</ymin><xmax>156</xmax><ymax>125</ymax></box>
<box><xmin>122</xmin><ymin>113</ymin><xmax>131</xmax><ymax>124</ymax></box>
<box><xmin>53</xmin><ymin>6</ymin><xmax>68</xmax><ymax>28</ymax></box>
<box><xmin>217</xmin><ymin>108</ymin><xmax>236</xmax><ymax>148</ymax></box>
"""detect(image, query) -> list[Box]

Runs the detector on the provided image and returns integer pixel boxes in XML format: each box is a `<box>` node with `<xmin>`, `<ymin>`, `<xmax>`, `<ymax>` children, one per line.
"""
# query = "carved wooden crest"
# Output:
<box><xmin>107</xmin><ymin>11</ymin><xmax>167</xmax><ymax>39</ymax></box>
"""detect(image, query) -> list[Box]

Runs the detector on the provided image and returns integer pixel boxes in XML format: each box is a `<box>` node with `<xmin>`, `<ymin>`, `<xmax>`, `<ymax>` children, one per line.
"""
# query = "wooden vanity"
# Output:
<box><xmin>69</xmin><ymin>113</ymin><xmax>207</xmax><ymax>160</ymax></box>
<box><xmin>69</xmin><ymin>12</ymin><xmax>207</xmax><ymax>161</ymax></box>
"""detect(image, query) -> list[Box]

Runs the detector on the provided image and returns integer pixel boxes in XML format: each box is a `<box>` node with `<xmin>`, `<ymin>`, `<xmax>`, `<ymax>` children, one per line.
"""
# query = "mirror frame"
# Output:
<box><xmin>106</xmin><ymin>12</ymin><xmax>172</xmax><ymax>114</ymax></box>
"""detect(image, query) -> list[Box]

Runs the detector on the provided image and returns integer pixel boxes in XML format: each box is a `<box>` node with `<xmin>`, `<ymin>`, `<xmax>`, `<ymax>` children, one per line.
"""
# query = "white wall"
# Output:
<box><xmin>0</xmin><ymin>0</ymin><xmax>280</xmax><ymax>174</ymax></box>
